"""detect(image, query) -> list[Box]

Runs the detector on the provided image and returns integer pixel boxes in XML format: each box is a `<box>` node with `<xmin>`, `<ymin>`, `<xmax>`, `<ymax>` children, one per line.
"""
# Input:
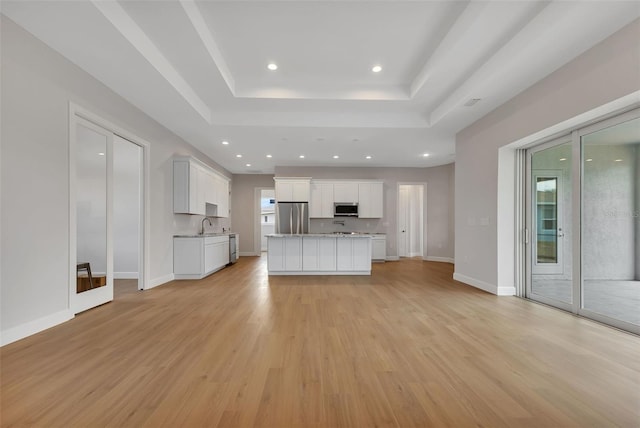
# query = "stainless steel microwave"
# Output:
<box><xmin>334</xmin><ymin>202</ymin><xmax>358</xmax><ymax>217</ymax></box>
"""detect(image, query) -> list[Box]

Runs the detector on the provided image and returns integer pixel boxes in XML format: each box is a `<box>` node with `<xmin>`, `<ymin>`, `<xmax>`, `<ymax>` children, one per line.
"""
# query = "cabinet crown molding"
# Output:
<box><xmin>174</xmin><ymin>156</ymin><xmax>230</xmax><ymax>182</ymax></box>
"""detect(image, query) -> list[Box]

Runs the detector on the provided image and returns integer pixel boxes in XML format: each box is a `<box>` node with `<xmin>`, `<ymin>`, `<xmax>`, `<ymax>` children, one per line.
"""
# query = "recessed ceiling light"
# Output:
<box><xmin>221</xmin><ymin>140</ymin><xmax>229</xmax><ymax>145</ymax></box>
<box><xmin>586</xmin><ymin>158</ymin><xmax>593</xmax><ymax>162</ymax></box>
<box><xmin>333</xmin><ymin>155</ymin><xmax>339</xmax><ymax>159</ymax></box>
<box><xmin>236</xmin><ymin>154</ymin><xmax>242</xmax><ymax>158</ymax></box>
<box><xmin>372</xmin><ymin>65</ymin><xmax>382</xmax><ymax>73</ymax></box>
<box><xmin>614</xmin><ymin>159</ymin><xmax>623</xmax><ymax>162</ymax></box>
<box><xmin>246</xmin><ymin>163</ymin><xmax>251</xmax><ymax>167</ymax></box>
<box><xmin>266</xmin><ymin>154</ymin><xmax>272</xmax><ymax>158</ymax></box>
<box><xmin>98</xmin><ymin>152</ymin><xmax>105</xmax><ymax>156</ymax></box>
<box><xmin>299</xmin><ymin>155</ymin><xmax>305</xmax><ymax>159</ymax></box>
<box><xmin>267</xmin><ymin>63</ymin><xmax>278</xmax><ymax>71</ymax></box>
<box><xmin>559</xmin><ymin>158</ymin><xmax>567</xmax><ymax>161</ymax></box>
<box><xmin>365</xmin><ymin>155</ymin><xmax>372</xmax><ymax>159</ymax></box>
<box><xmin>422</xmin><ymin>153</ymin><xmax>430</xmax><ymax>157</ymax></box>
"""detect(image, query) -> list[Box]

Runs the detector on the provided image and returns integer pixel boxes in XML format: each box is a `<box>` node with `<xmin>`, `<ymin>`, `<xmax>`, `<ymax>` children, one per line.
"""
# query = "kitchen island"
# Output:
<box><xmin>266</xmin><ymin>234</ymin><xmax>371</xmax><ymax>275</ymax></box>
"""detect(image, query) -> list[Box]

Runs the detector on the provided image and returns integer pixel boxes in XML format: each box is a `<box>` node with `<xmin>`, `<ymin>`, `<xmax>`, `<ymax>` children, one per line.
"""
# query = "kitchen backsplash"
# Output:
<box><xmin>309</xmin><ymin>217</ymin><xmax>384</xmax><ymax>234</ymax></box>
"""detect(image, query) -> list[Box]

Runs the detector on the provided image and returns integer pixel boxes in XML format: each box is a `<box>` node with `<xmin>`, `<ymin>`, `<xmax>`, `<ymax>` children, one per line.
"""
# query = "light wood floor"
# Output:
<box><xmin>2</xmin><ymin>257</ymin><xmax>639</xmax><ymax>427</ymax></box>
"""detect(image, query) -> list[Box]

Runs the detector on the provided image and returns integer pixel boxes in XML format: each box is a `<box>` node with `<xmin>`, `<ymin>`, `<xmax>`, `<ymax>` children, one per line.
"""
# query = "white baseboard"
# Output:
<box><xmin>147</xmin><ymin>273</ymin><xmax>174</xmax><ymax>290</ymax></box>
<box><xmin>239</xmin><ymin>252</ymin><xmax>260</xmax><ymax>257</ymax></box>
<box><xmin>424</xmin><ymin>256</ymin><xmax>454</xmax><ymax>264</ymax></box>
<box><xmin>1</xmin><ymin>309</ymin><xmax>74</xmax><ymax>347</ymax></box>
<box><xmin>453</xmin><ymin>272</ymin><xmax>516</xmax><ymax>296</ymax></box>
<box><xmin>386</xmin><ymin>256</ymin><xmax>399</xmax><ymax>261</ymax></box>
<box><xmin>454</xmin><ymin>272</ymin><xmax>496</xmax><ymax>295</ymax></box>
<box><xmin>114</xmin><ymin>272</ymin><xmax>139</xmax><ymax>279</ymax></box>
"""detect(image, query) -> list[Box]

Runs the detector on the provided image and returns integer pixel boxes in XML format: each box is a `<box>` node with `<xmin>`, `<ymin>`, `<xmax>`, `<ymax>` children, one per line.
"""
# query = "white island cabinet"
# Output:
<box><xmin>267</xmin><ymin>234</ymin><xmax>371</xmax><ymax>275</ymax></box>
<box><xmin>174</xmin><ymin>235</ymin><xmax>229</xmax><ymax>279</ymax></box>
<box><xmin>267</xmin><ymin>235</ymin><xmax>302</xmax><ymax>272</ymax></box>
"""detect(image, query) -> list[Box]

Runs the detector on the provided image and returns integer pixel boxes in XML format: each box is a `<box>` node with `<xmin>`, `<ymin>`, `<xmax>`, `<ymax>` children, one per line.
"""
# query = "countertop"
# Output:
<box><xmin>174</xmin><ymin>232</ymin><xmax>236</xmax><ymax>238</ymax></box>
<box><xmin>266</xmin><ymin>233</ymin><xmax>381</xmax><ymax>238</ymax></box>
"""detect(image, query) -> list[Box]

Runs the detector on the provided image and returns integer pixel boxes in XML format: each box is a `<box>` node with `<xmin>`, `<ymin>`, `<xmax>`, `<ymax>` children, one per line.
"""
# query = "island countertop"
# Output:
<box><xmin>265</xmin><ymin>233</ymin><xmax>372</xmax><ymax>238</ymax></box>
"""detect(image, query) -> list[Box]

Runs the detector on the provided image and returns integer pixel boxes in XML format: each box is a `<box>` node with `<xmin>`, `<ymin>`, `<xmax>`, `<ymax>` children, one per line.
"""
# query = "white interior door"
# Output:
<box><xmin>71</xmin><ymin>117</ymin><xmax>114</xmax><ymax>313</ymax></box>
<box><xmin>398</xmin><ymin>186</ymin><xmax>409</xmax><ymax>257</ymax></box>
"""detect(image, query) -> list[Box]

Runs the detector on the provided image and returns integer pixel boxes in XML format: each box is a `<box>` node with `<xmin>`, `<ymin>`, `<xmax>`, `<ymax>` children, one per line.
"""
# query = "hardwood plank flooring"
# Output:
<box><xmin>2</xmin><ymin>256</ymin><xmax>639</xmax><ymax>427</ymax></box>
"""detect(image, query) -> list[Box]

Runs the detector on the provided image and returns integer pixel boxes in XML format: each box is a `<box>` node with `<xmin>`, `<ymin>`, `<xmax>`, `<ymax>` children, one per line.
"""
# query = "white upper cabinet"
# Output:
<box><xmin>274</xmin><ymin>177</ymin><xmax>311</xmax><ymax>202</ymax></box>
<box><xmin>173</xmin><ymin>158</ymin><xmax>230</xmax><ymax>216</ymax></box>
<box><xmin>310</xmin><ymin>182</ymin><xmax>334</xmax><ymax>218</ymax></box>
<box><xmin>333</xmin><ymin>182</ymin><xmax>359</xmax><ymax>203</ymax></box>
<box><xmin>358</xmin><ymin>182</ymin><xmax>383</xmax><ymax>218</ymax></box>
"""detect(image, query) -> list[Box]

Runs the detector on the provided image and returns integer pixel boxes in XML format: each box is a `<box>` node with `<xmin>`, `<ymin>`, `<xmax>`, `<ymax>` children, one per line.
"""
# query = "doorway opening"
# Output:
<box><xmin>70</xmin><ymin>104</ymin><xmax>148</xmax><ymax>314</ymax></box>
<box><xmin>254</xmin><ymin>187</ymin><xmax>275</xmax><ymax>256</ymax></box>
<box><xmin>113</xmin><ymin>135</ymin><xmax>143</xmax><ymax>299</ymax></box>
<box><xmin>397</xmin><ymin>183</ymin><xmax>425</xmax><ymax>258</ymax></box>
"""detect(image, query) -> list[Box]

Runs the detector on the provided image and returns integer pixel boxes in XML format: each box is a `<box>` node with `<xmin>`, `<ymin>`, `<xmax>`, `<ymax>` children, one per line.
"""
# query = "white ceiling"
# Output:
<box><xmin>2</xmin><ymin>1</ymin><xmax>639</xmax><ymax>173</ymax></box>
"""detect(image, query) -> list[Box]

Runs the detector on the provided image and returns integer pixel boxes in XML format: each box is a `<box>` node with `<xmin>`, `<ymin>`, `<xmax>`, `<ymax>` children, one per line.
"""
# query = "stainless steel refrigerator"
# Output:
<box><xmin>276</xmin><ymin>202</ymin><xmax>309</xmax><ymax>234</ymax></box>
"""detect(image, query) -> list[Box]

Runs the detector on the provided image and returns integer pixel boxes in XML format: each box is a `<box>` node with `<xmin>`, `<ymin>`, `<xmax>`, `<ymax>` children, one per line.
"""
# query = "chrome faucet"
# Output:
<box><xmin>201</xmin><ymin>217</ymin><xmax>212</xmax><ymax>235</ymax></box>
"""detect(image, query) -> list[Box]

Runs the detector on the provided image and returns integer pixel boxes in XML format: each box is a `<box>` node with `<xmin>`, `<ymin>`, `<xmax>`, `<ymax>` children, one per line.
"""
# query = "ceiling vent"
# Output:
<box><xmin>464</xmin><ymin>98</ymin><xmax>482</xmax><ymax>107</ymax></box>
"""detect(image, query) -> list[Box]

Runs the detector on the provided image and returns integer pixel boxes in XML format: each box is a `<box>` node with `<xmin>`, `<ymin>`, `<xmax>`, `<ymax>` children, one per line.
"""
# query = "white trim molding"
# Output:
<box><xmin>424</xmin><ymin>256</ymin><xmax>454</xmax><ymax>264</ymax></box>
<box><xmin>453</xmin><ymin>272</ymin><xmax>516</xmax><ymax>296</ymax></box>
<box><xmin>1</xmin><ymin>310</ymin><xmax>74</xmax><ymax>347</ymax></box>
<box><xmin>386</xmin><ymin>256</ymin><xmax>400</xmax><ymax>261</ymax></box>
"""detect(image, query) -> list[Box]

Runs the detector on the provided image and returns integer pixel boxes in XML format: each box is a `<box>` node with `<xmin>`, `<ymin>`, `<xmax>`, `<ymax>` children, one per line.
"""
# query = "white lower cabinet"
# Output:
<box><xmin>174</xmin><ymin>235</ymin><xmax>229</xmax><ymax>279</ymax></box>
<box><xmin>268</xmin><ymin>236</ymin><xmax>302</xmax><ymax>271</ymax></box>
<box><xmin>336</xmin><ymin>237</ymin><xmax>371</xmax><ymax>271</ymax></box>
<box><xmin>371</xmin><ymin>235</ymin><xmax>386</xmax><ymax>262</ymax></box>
<box><xmin>303</xmin><ymin>236</ymin><xmax>337</xmax><ymax>271</ymax></box>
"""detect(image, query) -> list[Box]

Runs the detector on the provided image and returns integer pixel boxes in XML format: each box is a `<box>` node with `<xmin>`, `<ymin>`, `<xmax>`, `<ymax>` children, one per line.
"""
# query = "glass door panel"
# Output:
<box><xmin>528</xmin><ymin>140</ymin><xmax>573</xmax><ymax>306</ymax></box>
<box><xmin>581</xmin><ymin>116</ymin><xmax>640</xmax><ymax>327</ymax></box>
<box><xmin>73</xmin><ymin>118</ymin><xmax>113</xmax><ymax>313</ymax></box>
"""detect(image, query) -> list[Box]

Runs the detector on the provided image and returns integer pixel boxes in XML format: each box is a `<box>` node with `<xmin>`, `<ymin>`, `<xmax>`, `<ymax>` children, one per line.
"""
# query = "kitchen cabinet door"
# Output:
<box><xmin>275</xmin><ymin>179</ymin><xmax>310</xmax><ymax>202</ymax></box>
<box><xmin>336</xmin><ymin>238</ymin><xmax>353</xmax><ymax>271</ymax></box>
<box><xmin>371</xmin><ymin>236</ymin><xmax>386</xmax><ymax>262</ymax></box>
<box><xmin>317</xmin><ymin>237</ymin><xmax>337</xmax><ymax>270</ymax></box>
<box><xmin>302</xmin><ymin>237</ymin><xmax>320</xmax><ymax>270</ymax></box>
<box><xmin>268</xmin><ymin>236</ymin><xmax>302</xmax><ymax>271</ymax></box>
<box><xmin>267</xmin><ymin>237</ymin><xmax>285</xmax><ymax>271</ymax></box>
<box><xmin>310</xmin><ymin>183</ymin><xmax>334</xmax><ymax>218</ymax></box>
<box><xmin>358</xmin><ymin>182</ymin><xmax>383</xmax><ymax>218</ymax></box>
<box><xmin>353</xmin><ymin>238</ymin><xmax>372</xmax><ymax>270</ymax></box>
<box><xmin>333</xmin><ymin>182</ymin><xmax>358</xmax><ymax>203</ymax></box>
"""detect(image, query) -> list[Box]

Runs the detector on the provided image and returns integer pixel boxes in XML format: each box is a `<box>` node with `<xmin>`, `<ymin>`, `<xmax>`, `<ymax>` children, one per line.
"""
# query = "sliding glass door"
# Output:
<box><xmin>580</xmin><ymin>115</ymin><xmax>639</xmax><ymax>329</ymax></box>
<box><xmin>527</xmin><ymin>138</ymin><xmax>573</xmax><ymax>309</ymax></box>
<box><xmin>526</xmin><ymin>109</ymin><xmax>639</xmax><ymax>333</ymax></box>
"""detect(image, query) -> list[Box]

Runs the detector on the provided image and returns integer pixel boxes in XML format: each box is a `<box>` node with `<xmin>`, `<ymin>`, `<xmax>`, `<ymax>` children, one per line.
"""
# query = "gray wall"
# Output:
<box><xmin>1</xmin><ymin>16</ymin><xmax>231</xmax><ymax>338</ymax></box>
<box><xmin>274</xmin><ymin>165</ymin><xmax>455</xmax><ymax>260</ymax></box>
<box><xmin>455</xmin><ymin>19</ymin><xmax>640</xmax><ymax>292</ymax></box>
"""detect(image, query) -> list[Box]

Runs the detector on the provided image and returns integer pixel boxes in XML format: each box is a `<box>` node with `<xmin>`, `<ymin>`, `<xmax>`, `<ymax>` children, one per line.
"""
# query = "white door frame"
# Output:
<box><xmin>396</xmin><ymin>182</ymin><xmax>426</xmax><ymax>259</ymax></box>
<box><xmin>69</xmin><ymin>102</ymin><xmax>150</xmax><ymax>314</ymax></box>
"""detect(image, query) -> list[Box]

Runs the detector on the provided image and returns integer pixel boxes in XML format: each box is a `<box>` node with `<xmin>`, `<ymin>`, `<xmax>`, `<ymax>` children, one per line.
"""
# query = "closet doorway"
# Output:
<box><xmin>70</xmin><ymin>104</ymin><xmax>148</xmax><ymax>314</ymax></box>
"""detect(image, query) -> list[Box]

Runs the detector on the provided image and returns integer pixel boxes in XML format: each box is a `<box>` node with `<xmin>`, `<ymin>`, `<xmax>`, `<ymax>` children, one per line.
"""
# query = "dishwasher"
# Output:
<box><xmin>228</xmin><ymin>233</ymin><xmax>237</xmax><ymax>264</ymax></box>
